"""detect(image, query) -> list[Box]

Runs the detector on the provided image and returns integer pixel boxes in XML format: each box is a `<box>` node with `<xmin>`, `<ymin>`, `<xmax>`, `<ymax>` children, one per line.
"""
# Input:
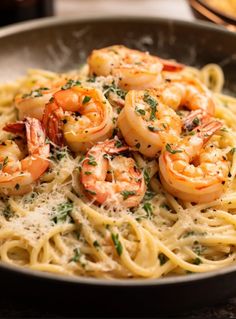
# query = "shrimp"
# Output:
<box><xmin>117</xmin><ymin>89</ymin><xmax>182</xmax><ymax>157</ymax></box>
<box><xmin>159</xmin><ymin>120</ymin><xmax>229</xmax><ymax>203</ymax></box>
<box><xmin>160</xmin><ymin>77</ymin><xmax>215</xmax><ymax>116</ymax></box>
<box><xmin>0</xmin><ymin>117</ymin><xmax>49</xmax><ymax>195</ymax></box>
<box><xmin>42</xmin><ymin>86</ymin><xmax>114</xmax><ymax>152</ymax></box>
<box><xmin>81</xmin><ymin>139</ymin><xmax>146</xmax><ymax>208</ymax></box>
<box><xmin>88</xmin><ymin>45</ymin><xmax>183</xmax><ymax>90</ymax></box>
<box><xmin>15</xmin><ymin>87</ymin><xmax>56</xmax><ymax>121</ymax></box>
<box><xmin>183</xmin><ymin>109</ymin><xmax>210</xmax><ymax>132</ymax></box>
<box><xmin>15</xmin><ymin>78</ymin><xmax>82</xmax><ymax>121</ymax></box>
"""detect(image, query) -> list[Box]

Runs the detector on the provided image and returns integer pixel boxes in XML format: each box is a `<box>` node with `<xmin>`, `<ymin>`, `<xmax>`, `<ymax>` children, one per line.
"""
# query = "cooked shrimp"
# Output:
<box><xmin>14</xmin><ymin>78</ymin><xmax>83</xmax><ymax>121</ymax></box>
<box><xmin>117</xmin><ymin>89</ymin><xmax>182</xmax><ymax>157</ymax></box>
<box><xmin>159</xmin><ymin>120</ymin><xmax>229</xmax><ymax>203</ymax></box>
<box><xmin>88</xmin><ymin>45</ymin><xmax>183</xmax><ymax>90</ymax></box>
<box><xmin>160</xmin><ymin>77</ymin><xmax>215</xmax><ymax>116</ymax></box>
<box><xmin>42</xmin><ymin>86</ymin><xmax>114</xmax><ymax>152</ymax></box>
<box><xmin>81</xmin><ymin>139</ymin><xmax>146</xmax><ymax>208</ymax></box>
<box><xmin>183</xmin><ymin>109</ymin><xmax>210</xmax><ymax>132</ymax></box>
<box><xmin>0</xmin><ymin>117</ymin><xmax>49</xmax><ymax>195</ymax></box>
<box><xmin>15</xmin><ymin>87</ymin><xmax>56</xmax><ymax>121</ymax></box>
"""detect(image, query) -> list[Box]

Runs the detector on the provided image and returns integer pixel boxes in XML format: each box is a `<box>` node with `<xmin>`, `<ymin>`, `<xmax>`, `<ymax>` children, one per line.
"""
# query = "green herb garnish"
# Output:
<box><xmin>192</xmin><ymin>117</ymin><xmax>200</xmax><ymax>126</ymax></box>
<box><xmin>2</xmin><ymin>205</ymin><xmax>14</xmax><ymax>220</ymax></box>
<box><xmin>52</xmin><ymin>201</ymin><xmax>73</xmax><ymax>223</ymax></box>
<box><xmin>143</xmin><ymin>169</ymin><xmax>150</xmax><ymax>185</ymax></box>
<box><xmin>82</xmin><ymin>96</ymin><xmax>91</xmax><ymax>104</ymax></box>
<box><xmin>165</xmin><ymin>143</ymin><xmax>182</xmax><ymax>154</ymax></box>
<box><xmin>193</xmin><ymin>257</ymin><xmax>202</xmax><ymax>265</ymax></box>
<box><xmin>120</xmin><ymin>190</ymin><xmax>136</xmax><ymax>200</ymax></box>
<box><xmin>111</xmin><ymin>233</ymin><xmax>123</xmax><ymax>256</ymax></box>
<box><xmin>143</xmin><ymin>92</ymin><xmax>157</xmax><ymax>120</ymax></box>
<box><xmin>144</xmin><ymin>190</ymin><xmax>156</xmax><ymax>201</ymax></box>
<box><xmin>70</xmin><ymin>248</ymin><xmax>81</xmax><ymax>262</ymax></box>
<box><xmin>158</xmin><ymin>253</ymin><xmax>169</xmax><ymax>265</ymax></box>
<box><xmin>143</xmin><ymin>202</ymin><xmax>153</xmax><ymax>218</ymax></box>
<box><xmin>115</xmin><ymin>140</ymin><xmax>123</xmax><ymax>148</ymax></box>
<box><xmin>93</xmin><ymin>240</ymin><xmax>100</xmax><ymax>249</ymax></box>
<box><xmin>135</xmin><ymin>107</ymin><xmax>146</xmax><ymax>116</ymax></box>
<box><xmin>87</xmin><ymin>155</ymin><xmax>97</xmax><ymax>166</ymax></box>
<box><xmin>61</xmin><ymin>79</ymin><xmax>81</xmax><ymax>90</ymax></box>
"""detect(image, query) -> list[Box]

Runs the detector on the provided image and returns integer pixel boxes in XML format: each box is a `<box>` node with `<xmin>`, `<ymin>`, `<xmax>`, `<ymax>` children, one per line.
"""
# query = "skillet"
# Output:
<box><xmin>0</xmin><ymin>16</ymin><xmax>236</xmax><ymax>316</ymax></box>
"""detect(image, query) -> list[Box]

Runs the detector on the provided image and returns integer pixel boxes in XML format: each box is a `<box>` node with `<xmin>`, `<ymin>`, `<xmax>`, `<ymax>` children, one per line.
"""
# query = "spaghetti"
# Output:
<box><xmin>0</xmin><ymin>45</ymin><xmax>235</xmax><ymax>279</ymax></box>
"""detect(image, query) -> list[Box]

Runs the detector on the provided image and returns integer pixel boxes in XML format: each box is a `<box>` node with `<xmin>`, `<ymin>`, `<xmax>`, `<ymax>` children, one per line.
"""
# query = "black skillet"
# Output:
<box><xmin>0</xmin><ymin>17</ymin><xmax>236</xmax><ymax>316</ymax></box>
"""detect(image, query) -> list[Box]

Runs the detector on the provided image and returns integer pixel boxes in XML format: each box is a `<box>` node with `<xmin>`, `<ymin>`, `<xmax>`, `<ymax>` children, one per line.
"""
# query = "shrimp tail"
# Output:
<box><xmin>195</xmin><ymin>120</ymin><xmax>222</xmax><ymax>144</ymax></box>
<box><xmin>160</xmin><ymin>58</ymin><xmax>184</xmax><ymax>72</ymax></box>
<box><xmin>183</xmin><ymin>109</ymin><xmax>210</xmax><ymax>131</ymax></box>
<box><xmin>103</xmin><ymin>139</ymin><xmax>128</xmax><ymax>154</ymax></box>
<box><xmin>24</xmin><ymin>117</ymin><xmax>49</xmax><ymax>156</ymax></box>
<box><xmin>3</xmin><ymin>121</ymin><xmax>25</xmax><ymax>135</ymax></box>
<box><xmin>42</xmin><ymin>101</ymin><xmax>64</xmax><ymax>146</ymax></box>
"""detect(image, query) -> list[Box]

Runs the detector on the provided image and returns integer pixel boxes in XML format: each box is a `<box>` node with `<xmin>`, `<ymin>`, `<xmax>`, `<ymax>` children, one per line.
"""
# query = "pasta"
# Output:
<box><xmin>0</xmin><ymin>45</ymin><xmax>236</xmax><ymax>280</ymax></box>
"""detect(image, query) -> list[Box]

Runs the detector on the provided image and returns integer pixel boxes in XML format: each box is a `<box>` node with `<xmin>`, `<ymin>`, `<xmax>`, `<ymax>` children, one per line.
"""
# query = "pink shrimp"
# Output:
<box><xmin>0</xmin><ymin>117</ymin><xmax>49</xmax><ymax>195</ymax></box>
<box><xmin>81</xmin><ymin>139</ymin><xmax>146</xmax><ymax>208</ymax></box>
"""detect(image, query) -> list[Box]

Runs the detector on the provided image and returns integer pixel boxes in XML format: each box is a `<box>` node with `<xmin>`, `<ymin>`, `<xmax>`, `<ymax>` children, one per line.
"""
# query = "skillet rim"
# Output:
<box><xmin>0</xmin><ymin>15</ymin><xmax>236</xmax><ymax>287</ymax></box>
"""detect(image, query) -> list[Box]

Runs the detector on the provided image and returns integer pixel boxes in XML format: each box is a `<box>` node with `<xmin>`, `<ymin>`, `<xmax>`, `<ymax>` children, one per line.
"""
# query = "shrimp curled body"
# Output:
<box><xmin>160</xmin><ymin>77</ymin><xmax>215</xmax><ymax>116</ymax></box>
<box><xmin>81</xmin><ymin>139</ymin><xmax>146</xmax><ymax>208</ymax></box>
<box><xmin>118</xmin><ymin>89</ymin><xmax>182</xmax><ymax>157</ymax></box>
<box><xmin>88</xmin><ymin>45</ymin><xmax>183</xmax><ymax>90</ymax></box>
<box><xmin>159</xmin><ymin>121</ymin><xmax>229</xmax><ymax>203</ymax></box>
<box><xmin>0</xmin><ymin>117</ymin><xmax>49</xmax><ymax>195</ymax></box>
<box><xmin>42</xmin><ymin>86</ymin><xmax>114</xmax><ymax>152</ymax></box>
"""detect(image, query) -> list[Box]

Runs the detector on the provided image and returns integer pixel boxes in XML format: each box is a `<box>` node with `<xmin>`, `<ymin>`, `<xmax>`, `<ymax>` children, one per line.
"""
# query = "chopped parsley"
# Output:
<box><xmin>0</xmin><ymin>156</ymin><xmax>8</xmax><ymax>170</ymax></box>
<box><xmin>93</xmin><ymin>240</ymin><xmax>100</xmax><ymax>249</ymax></box>
<box><xmin>193</xmin><ymin>257</ymin><xmax>202</xmax><ymax>265</ymax></box>
<box><xmin>183</xmin><ymin>231</ymin><xmax>195</xmax><ymax>238</ymax></box>
<box><xmin>192</xmin><ymin>242</ymin><xmax>205</xmax><ymax>256</ymax></box>
<box><xmin>143</xmin><ymin>169</ymin><xmax>150</xmax><ymax>185</ymax></box>
<box><xmin>103</xmin><ymin>81</ymin><xmax>127</xmax><ymax>100</ymax></box>
<box><xmin>111</xmin><ymin>233</ymin><xmax>123</xmax><ymax>256</ymax></box>
<box><xmin>120</xmin><ymin>190</ymin><xmax>136</xmax><ymax>200</ymax></box>
<box><xmin>87</xmin><ymin>155</ymin><xmax>97</xmax><ymax>166</ymax></box>
<box><xmin>147</xmin><ymin>125</ymin><xmax>158</xmax><ymax>132</ymax></box>
<box><xmin>144</xmin><ymin>190</ymin><xmax>156</xmax><ymax>201</ymax></box>
<box><xmin>192</xmin><ymin>117</ymin><xmax>200</xmax><ymax>126</ymax></box>
<box><xmin>87</xmin><ymin>76</ymin><xmax>96</xmax><ymax>83</ymax></box>
<box><xmin>61</xmin><ymin>79</ymin><xmax>81</xmax><ymax>90</ymax></box>
<box><xmin>165</xmin><ymin>143</ymin><xmax>182</xmax><ymax>154</ymax></box>
<box><xmin>50</xmin><ymin>147</ymin><xmax>68</xmax><ymax>162</ymax></box>
<box><xmin>52</xmin><ymin>201</ymin><xmax>73</xmax><ymax>223</ymax></box>
<box><xmin>82</xmin><ymin>96</ymin><xmax>91</xmax><ymax>104</ymax></box>
<box><xmin>2</xmin><ymin>205</ymin><xmax>14</xmax><ymax>220</ymax></box>
<box><xmin>182</xmin><ymin>231</ymin><xmax>206</xmax><ymax>238</ymax></box>
<box><xmin>70</xmin><ymin>248</ymin><xmax>81</xmax><ymax>262</ymax></box>
<box><xmin>143</xmin><ymin>92</ymin><xmax>157</xmax><ymax>120</ymax></box>
<box><xmin>84</xmin><ymin>171</ymin><xmax>92</xmax><ymax>175</ymax></box>
<box><xmin>114</xmin><ymin>140</ymin><xmax>123</xmax><ymax>148</ymax></box>
<box><xmin>135</xmin><ymin>107</ymin><xmax>146</xmax><ymax>116</ymax></box>
<box><xmin>160</xmin><ymin>203</ymin><xmax>170</xmax><ymax>210</ymax></box>
<box><xmin>158</xmin><ymin>253</ymin><xmax>169</xmax><ymax>265</ymax></box>
<box><xmin>86</xmin><ymin>189</ymin><xmax>97</xmax><ymax>195</ymax></box>
<box><xmin>143</xmin><ymin>202</ymin><xmax>153</xmax><ymax>218</ymax></box>
<box><xmin>22</xmin><ymin>87</ymin><xmax>49</xmax><ymax>99</ymax></box>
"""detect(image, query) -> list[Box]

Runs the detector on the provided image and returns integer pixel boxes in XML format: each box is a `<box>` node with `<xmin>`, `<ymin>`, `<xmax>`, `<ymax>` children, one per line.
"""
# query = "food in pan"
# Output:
<box><xmin>204</xmin><ymin>0</ymin><xmax>236</xmax><ymax>18</ymax></box>
<box><xmin>0</xmin><ymin>45</ymin><xmax>235</xmax><ymax>279</ymax></box>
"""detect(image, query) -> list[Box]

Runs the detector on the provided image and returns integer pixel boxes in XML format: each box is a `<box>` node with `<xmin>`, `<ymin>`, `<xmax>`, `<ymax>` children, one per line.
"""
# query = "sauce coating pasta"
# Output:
<box><xmin>0</xmin><ymin>45</ymin><xmax>235</xmax><ymax>280</ymax></box>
